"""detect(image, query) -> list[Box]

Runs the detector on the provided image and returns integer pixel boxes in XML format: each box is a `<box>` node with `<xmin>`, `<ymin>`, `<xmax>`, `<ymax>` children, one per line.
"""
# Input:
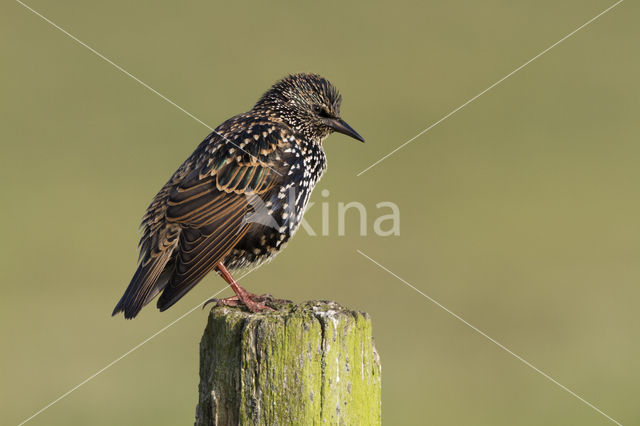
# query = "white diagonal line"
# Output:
<box><xmin>356</xmin><ymin>0</ymin><xmax>624</xmax><ymax>176</ymax></box>
<box><xmin>15</xmin><ymin>267</ymin><xmax>264</xmax><ymax>426</ymax></box>
<box><xmin>16</xmin><ymin>291</ymin><xmax>222</xmax><ymax>426</ymax></box>
<box><xmin>16</xmin><ymin>0</ymin><xmax>282</xmax><ymax>176</ymax></box>
<box><xmin>16</xmin><ymin>0</ymin><xmax>212</xmax><ymax>130</ymax></box>
<box><xmin>356</xmin><ymin>249</ymin><xmax>623</xmax><ymax>426</ymax></box>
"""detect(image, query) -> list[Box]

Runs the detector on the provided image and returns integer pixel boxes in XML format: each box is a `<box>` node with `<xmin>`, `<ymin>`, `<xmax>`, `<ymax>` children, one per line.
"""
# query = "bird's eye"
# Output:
<box><xmin>313</xmin><ymin>105</ymin><xmax>331</xmax><ymax>118</ymax></box>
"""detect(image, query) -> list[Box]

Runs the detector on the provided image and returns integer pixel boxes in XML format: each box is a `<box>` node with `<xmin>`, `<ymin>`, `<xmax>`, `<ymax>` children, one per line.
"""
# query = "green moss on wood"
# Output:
<box><xmin>195</xmin><ymin>301</ymin><xmax>381</xmax><ymax>426</ymax></box>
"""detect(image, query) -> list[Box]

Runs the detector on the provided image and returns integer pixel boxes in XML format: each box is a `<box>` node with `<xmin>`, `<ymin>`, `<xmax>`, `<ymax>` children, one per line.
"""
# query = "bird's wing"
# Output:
<box><xmin>112</xmin><ymin>119</ymin><xmax>294</xmax><ymax>318</ymax></box>
<box><xmin>156</xmin><ymin>121</ymin><xmax>292</xmax><ymax>311</ymax></box>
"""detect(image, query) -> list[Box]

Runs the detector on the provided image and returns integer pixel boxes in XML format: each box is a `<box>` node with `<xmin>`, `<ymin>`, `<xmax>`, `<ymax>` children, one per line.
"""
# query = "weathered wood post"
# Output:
<box><xmin>195</xmin><ymin>301</ymin><xmax>381</xmax><ymax>425</ymax></box>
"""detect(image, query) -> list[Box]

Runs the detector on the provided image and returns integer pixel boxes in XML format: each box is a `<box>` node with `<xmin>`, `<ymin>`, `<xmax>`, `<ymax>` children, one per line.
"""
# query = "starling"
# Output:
<box><xmin>112</xmin><ymin>73</ymin><xmax>364</xmax><ymax>318</ymax></box>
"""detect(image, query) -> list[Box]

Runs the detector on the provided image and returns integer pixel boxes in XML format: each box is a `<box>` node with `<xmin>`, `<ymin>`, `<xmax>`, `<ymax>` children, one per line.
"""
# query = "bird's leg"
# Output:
<box><xmin>209</xmin><ymin>263</ymin><xmax>274</xmax><ymax>313</ymax></box>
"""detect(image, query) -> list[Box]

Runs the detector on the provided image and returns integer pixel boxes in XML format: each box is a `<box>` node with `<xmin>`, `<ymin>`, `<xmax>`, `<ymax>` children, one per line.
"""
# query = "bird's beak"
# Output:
<box><xmin>327</xmin><ymin>118</ymin><xmax>365</xmax><ymax>143</ymax></box>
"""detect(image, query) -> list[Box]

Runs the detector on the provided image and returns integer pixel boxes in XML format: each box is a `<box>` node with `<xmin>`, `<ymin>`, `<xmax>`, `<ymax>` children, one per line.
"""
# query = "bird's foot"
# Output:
<box><xmin>203</xmin><ymin>292</ymin><xmax>284</xmax><ymax>313</ymax></box>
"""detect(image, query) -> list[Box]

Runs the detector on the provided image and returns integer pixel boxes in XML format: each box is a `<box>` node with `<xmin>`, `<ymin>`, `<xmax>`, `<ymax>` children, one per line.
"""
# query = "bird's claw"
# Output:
<box><xmin>202</xmin><ymin>293</ymin><xmax>277</xmax><ymax>313</ymax></box>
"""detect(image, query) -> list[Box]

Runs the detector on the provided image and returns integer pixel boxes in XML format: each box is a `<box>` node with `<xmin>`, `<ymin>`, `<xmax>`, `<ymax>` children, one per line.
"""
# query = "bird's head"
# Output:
<box><xmin>254</xmin><ymin>73</ymin><xmax>364</xmax><ymax>144</ymax></box>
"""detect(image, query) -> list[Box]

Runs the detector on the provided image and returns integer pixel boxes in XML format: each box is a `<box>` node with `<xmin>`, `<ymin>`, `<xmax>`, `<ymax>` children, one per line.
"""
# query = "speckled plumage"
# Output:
<box><xmin>113</xmin><ymin>74</ymin><xmax>364</xmax><ymax>318</ymax></box>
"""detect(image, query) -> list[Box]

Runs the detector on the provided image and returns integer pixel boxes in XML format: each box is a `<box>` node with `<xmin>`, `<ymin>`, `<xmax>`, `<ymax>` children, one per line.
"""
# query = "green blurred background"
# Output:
<box><xmin>1</xmin><ymin>0</ymin><xmax>638</xmax><ymax>424</ymax></box>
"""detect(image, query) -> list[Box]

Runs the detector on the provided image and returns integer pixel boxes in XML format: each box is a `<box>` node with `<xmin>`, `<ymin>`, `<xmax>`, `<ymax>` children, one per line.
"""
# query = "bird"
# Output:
<box><xmin>112</xmin><ymin>73</ymin><xmax>364</xmax><ymax>319</ymax></box>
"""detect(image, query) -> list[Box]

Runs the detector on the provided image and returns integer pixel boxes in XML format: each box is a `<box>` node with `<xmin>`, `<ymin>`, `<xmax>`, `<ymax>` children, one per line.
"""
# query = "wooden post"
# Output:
<box><xmin>195</xmin><ymin>301</ymin><xmax>381</xmax><ymax>426</ymax></box>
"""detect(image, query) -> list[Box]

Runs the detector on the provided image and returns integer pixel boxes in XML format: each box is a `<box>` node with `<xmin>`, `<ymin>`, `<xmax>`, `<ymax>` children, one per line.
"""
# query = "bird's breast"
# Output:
<box><xmin>223</xmin><ymin>142</ymin><xmax>326</xmax><ymax>271</ymax></box>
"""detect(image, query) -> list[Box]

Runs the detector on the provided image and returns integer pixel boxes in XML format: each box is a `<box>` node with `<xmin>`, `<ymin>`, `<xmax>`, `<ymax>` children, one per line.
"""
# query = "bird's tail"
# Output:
<box><xmin>112</xmin><ymin>254</ymin><xmax>174</xmax><ymax>319</ymax></box>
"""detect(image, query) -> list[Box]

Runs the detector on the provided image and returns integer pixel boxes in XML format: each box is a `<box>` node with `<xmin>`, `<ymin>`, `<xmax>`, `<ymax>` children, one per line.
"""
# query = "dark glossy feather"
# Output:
<box><xmin>112</xmin><ymin>224</ymin><xmax>179</xmax><ymax>318</ymax></box>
